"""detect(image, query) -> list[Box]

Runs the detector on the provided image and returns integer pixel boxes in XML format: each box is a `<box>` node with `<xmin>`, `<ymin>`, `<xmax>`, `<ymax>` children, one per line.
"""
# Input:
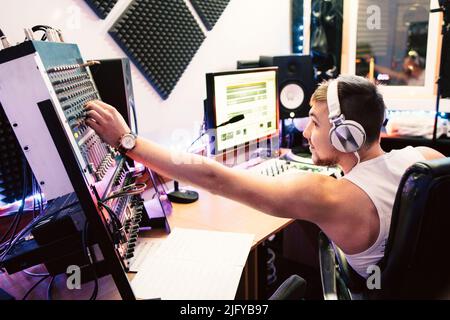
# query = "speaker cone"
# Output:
<box><xmin>280</xmin><ymin>83</ymin><xmax>305</xmax><ymax>111</ymax></box>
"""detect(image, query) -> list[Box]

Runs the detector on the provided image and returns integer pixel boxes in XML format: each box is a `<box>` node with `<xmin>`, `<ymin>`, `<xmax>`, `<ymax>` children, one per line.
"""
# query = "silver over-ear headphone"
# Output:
<box><xmin>326</xmin><ymin>80</ymin><xmax>366</xmax><ymax>153</ymax></box>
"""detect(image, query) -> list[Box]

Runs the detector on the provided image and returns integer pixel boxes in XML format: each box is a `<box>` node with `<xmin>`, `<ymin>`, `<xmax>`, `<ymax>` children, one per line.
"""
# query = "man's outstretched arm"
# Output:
<box><xmin>84</xmin><ymin>100</ymin><xmax>341</xmax><ymax>223</ymax></box>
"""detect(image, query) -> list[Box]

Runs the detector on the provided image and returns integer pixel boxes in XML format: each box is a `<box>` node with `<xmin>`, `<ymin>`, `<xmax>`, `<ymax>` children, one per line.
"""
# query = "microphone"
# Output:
<box><xmin>268</xmin><ymin>274</ymin><xmax>307</xmax><ymax>300</ymax></box>
<box><xmin>216</xmin><ymin>114</ymin><xmax>245</xmax><ymax>128</ymax></box>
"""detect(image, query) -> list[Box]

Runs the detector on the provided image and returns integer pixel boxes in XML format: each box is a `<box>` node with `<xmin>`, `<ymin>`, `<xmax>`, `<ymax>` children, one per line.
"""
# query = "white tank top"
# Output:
<box><xmin>340</xmin><ymin>146</ymin><xmax>425</xmax><ymax>278</ymax></box>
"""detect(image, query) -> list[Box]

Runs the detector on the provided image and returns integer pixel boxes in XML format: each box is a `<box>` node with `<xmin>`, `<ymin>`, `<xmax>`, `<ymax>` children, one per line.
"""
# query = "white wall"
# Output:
<box><xmin>0</xmin><ymin>0</ymin><xmax>292</xmax><ymax>146</ymax></box>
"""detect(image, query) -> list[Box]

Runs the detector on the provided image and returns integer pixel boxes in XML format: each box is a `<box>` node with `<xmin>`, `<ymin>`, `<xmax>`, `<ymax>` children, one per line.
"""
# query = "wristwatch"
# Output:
<box><xmin>117</xmin><ymin>132</ymin><xmax>137</xmax><ymax>155</ymax></box>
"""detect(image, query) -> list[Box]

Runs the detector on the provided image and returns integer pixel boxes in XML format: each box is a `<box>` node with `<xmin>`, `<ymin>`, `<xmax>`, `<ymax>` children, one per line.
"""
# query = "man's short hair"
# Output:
<box><xmin>310</xmin><ymin>75</ymin><xmax>386</xmax><ymax>146</ymax></box>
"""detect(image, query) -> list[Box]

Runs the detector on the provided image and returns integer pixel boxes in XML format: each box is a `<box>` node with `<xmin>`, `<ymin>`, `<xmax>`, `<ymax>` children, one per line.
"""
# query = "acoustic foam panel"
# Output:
<box><xmin>109</xmin><ymin>0</ymin><xmax>206</xmax><ymax>99</ymax></box>
<box><xmin>0</xmin><ymin>105</ymin><xmax>32</xmax><ymax>204</ymax></box>
<box><xmin>84</xmin><ymin>0</ymin><xmax>119</xmax><ymax>19</ymax></box>
<box><xmin>189</xmin><ymin>0</ymin><xmax>231</xmax><ymax>30</ymax></box>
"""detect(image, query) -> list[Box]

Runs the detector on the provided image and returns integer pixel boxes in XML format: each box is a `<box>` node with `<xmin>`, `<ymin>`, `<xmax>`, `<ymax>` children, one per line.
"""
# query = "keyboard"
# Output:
<box><xmin>248</xmin><ymin>158</ymin><xmax>338</xmax><ymax>177</ymax></box>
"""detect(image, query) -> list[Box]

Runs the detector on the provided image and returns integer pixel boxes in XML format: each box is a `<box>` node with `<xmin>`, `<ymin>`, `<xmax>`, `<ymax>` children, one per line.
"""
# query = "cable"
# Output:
<box><xmin>155</xmin><ymin>173</ymin><xmax>169</xmax><ymax>194</ymax></box>
<box><xmin>130</xmin><ymin>104</ymin><xmax>139</xmax><ymax>134</ymax></box>
<box><xmin>122</xmin><ymin>182</ymin><xmax>146</xmax><ymax>193</ymax></box>
<box><xmin>0</xmin><ymin>200</ymin><xmax>80</xmax><ymax>263</ymax></box>
<box><xmin>22</xmin><ymin>275</ymin><xmax>50</xmax><ymax>300</ymax></box>
<box><xmin>39</xmin><ymin>190</ymin><xmax>44</xmax><ymax>215</ymax></box>
<box><xmin>36</xmin><ymin>177</ymin><xmax>44</xmax><ymax>218</ymax></box>
<box><xmin>187</xmin><ymin>132</ymin><xmax>206</xmax><ymax>152</ymax></box>
<box><xmin>102</xmin><ymin>183</ymin><xmax>146</xmax><ymax>202</ymax></box>
<box><xmin>47</xmin><ymin>276</ymin><xmax>56</xmax><ymax>300</ymax></box>
<box><xmin>353</xmin><ymin>151</ymin><xmax>361</xmax><ymax>167</ymax></box>
<box><xmin>80</xmin><ymin>60</ymin><xmax>101</xmax><ymax>68</ymax></box>
<box><xmin>31</xmin><ymin>25</ymin><xmax>52</xmax><ymax>41</ymax></box>
<box><xmin>32</xmin><ymin>177</ymin><xmax>37</xmax><ymax>219</ymax></box>
<box><xmin>97</xmin><ymin>201</ymin><xmax>122</xmax><ymax>233</ymax></box>
<box><xmin>30</xmin><ymin>175</ymin><xmax>44</xmax><ymax>220</ymax></box>
<box><xmin>31</xmin><ymin>25</ymin><xmax>52</xmax><ymax>31</ymax></box>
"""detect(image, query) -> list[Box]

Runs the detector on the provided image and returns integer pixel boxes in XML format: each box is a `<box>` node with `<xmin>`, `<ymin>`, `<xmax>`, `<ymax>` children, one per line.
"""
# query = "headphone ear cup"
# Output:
<box><xmin>329</xmin><ymin>120</ymin><xmax>366</xmax><ymax>153</ymax></box>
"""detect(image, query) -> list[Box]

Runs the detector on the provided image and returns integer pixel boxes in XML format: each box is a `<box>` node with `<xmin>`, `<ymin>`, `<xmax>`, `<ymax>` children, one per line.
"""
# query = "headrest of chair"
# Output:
<box><xmin>406</xmin><ymin>157</ymin><xmax>450</xmax><ymax>178</ymax></box>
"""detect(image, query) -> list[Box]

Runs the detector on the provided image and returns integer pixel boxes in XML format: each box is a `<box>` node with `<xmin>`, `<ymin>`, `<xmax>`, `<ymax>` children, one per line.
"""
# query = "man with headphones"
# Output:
<box><xmin>85</xmin><ymin>75</ymin><xmax>443</xmax><ymax>280</ymax></box>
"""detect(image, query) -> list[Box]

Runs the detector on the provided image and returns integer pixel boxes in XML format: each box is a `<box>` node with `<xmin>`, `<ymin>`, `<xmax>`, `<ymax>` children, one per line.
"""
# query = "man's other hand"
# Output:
<box><xmin>84</xmin><ymin>100</ymin><xmax>131</xmax><ymax>148</ymax></box>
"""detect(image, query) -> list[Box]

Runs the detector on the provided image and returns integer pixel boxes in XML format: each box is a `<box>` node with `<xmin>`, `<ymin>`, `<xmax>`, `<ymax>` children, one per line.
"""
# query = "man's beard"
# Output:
<box><xmin>312</xmin><ymin>154</ymin><xmax>339</xmax><ymax>167</ymax></box>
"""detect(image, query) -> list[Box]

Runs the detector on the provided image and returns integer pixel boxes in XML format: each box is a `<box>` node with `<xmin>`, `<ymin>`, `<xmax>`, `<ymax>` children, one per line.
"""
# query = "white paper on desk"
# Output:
<box><xmin>130</xmin><ymin>228</ymin><xmax>254</xmax><ymax>300</ymax></box>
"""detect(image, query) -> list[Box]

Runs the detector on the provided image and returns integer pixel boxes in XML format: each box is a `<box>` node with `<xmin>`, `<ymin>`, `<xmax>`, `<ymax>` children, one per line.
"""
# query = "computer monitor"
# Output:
<box><xmin>204</xmin><ymin>67</ymin><xmax>279</xmax><ymax>154</ymax></box>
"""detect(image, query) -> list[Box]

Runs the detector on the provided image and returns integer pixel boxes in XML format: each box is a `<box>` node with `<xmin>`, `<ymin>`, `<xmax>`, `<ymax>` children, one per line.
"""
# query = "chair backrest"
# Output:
<box><xmin>372</xmin><ymin>157</ymin><xmax>450</xmax><ymax>299</ymax></box>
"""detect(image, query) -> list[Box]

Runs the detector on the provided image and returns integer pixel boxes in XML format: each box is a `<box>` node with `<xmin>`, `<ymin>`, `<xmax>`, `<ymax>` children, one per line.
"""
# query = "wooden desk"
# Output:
<box><xmin>168</xmin><ymin>188</ymin><xmax>292</xmax><ymax>247</ymax></box>
<box><xmin>0</xmin><ymin>188</ymin><xmax>292</xmax><ymax>300</ymax></box>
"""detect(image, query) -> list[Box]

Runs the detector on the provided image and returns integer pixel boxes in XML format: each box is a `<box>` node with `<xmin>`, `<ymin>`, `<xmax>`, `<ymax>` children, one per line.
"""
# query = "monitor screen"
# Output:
<box><xmin>205</xmin><ymin>67</ymin><xmax>279</xmax><ymax>153</ymax></box>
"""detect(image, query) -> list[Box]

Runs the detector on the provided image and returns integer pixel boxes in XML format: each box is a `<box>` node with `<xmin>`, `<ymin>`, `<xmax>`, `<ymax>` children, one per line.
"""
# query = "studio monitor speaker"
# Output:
<box><xmin>90</xmin><ymin>58</ymin><xmax>138</xmax><ymax>133</ymax></box>
<box><xmin>259</xmin><ymin>55</ymin><xmax>315</xmax><ymax>119</ymax></box>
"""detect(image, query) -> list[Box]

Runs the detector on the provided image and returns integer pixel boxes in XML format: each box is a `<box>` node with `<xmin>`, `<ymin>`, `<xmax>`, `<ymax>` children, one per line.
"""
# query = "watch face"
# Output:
<box><xmin>121</xmin><ymin>134</ymin><xmax>136</xmax><ymax>149</ymax></box>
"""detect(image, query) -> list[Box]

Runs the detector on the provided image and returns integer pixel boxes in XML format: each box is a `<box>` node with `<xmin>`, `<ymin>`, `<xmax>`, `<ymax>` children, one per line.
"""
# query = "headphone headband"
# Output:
<box><xmin>327</xmin><ymin>80</ymin><xmax>342</xmax><ymax>120</ymax></box>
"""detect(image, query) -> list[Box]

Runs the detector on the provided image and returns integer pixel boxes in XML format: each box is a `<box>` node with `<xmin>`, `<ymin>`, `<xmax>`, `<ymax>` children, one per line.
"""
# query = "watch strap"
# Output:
<box><xmin>116</xmin><ymin>132</ymin><xmax>136</xmax><ymax>155</ymax></box>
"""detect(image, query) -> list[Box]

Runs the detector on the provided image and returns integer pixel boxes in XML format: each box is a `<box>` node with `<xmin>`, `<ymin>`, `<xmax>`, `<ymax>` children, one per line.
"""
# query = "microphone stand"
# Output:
<box><xmin>168</xmin><ymin>114</ymin><xmax>245</xmax><ymax>204</ymax></box>
<box><xmin>167</xmin><ymin>180</ymin><xmax>199</xmax><ymax>204</ymax></box>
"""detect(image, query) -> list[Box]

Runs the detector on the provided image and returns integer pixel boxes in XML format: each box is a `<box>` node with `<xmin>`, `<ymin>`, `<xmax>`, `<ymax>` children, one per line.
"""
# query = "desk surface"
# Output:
<box><xmin>0</xmin><ymin>187</ymin><xmax>292</xmax><ymax>300</ymax></box>
<box><xmin>167</xmin><ymin>188</ymin><xmax>292</xmax><ymax>247</ymax></box>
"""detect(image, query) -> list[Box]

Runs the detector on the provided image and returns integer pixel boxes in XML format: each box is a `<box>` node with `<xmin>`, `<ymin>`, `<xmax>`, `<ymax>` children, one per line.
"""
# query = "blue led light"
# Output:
<box><xmin>1</xmin><ymin>193</ymin><xmax>46</xmax><ymax>211</ymax></box>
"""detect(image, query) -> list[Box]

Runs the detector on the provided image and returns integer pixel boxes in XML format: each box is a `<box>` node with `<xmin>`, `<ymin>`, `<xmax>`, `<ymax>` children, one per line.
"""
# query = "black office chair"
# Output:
<box><xmin>319</xmin><ymin>157</ymin><xmax>450</xmax><ymax>300</ymax></box>
<box><xmin>268</xmin><ymin>274</ymin><xmax>307</xmax><ymax>300</ymax></box>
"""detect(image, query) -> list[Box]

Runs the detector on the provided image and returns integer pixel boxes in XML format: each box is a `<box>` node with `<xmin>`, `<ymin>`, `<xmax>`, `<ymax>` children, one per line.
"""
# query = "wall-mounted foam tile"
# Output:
<box><xmin>189</xmin><ymin>0</ymin><xmax>231</xmax><ymax>30</ymax></box>
<box><xmin>0</xmin><ymin>105</ymin><xmax>32</xmax><ymax>204</ymax></box>
<box><xmin>84</xmin><ymin>0</ymin><xmax>119</xmax><ymax>19</ymax></box>
<box><xmin>109</xmin><ymin>0</ymin><xmax>206</xmax><ymax>100</ymax></box>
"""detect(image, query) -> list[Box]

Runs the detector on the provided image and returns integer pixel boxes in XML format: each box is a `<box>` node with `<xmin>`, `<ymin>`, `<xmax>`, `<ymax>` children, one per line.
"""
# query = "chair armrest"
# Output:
<box><xmin>318</xmin><ymin>231</ymin><xmax>338</xmax><ymax>300</ymax></box>
<box><xmin>268</xmin><ymin>275</ymin><xmax>307</xmax><ymax>300</ymax></box>
<box><xmin>333</xmin><ymin>244</ymin><xmax>366</xmax><ymax>293</ymax></box>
